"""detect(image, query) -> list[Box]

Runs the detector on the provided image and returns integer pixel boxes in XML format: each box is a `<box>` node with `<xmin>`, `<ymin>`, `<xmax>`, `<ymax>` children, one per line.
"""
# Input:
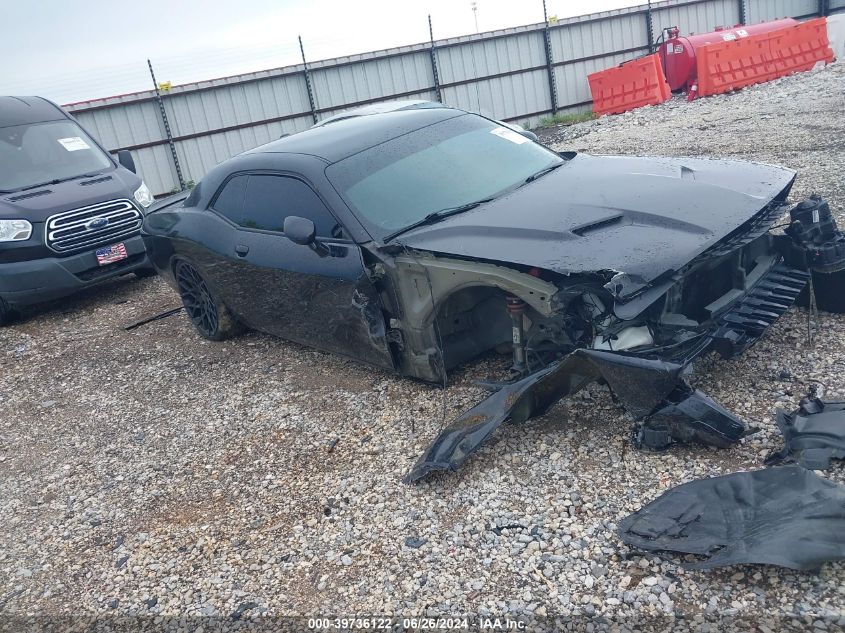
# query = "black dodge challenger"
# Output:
<box><xmin>143</xmin><ymin>101</ymin><xmax>837</xmax><ymax>481</ymax></box>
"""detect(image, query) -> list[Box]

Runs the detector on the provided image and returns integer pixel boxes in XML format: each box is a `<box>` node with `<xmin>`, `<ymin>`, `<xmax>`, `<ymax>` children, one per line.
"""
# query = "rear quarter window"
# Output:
<box><xmin>210</xmin><ymin>174</ymin><xmax>248</xmax><ymax>219</ymax></box>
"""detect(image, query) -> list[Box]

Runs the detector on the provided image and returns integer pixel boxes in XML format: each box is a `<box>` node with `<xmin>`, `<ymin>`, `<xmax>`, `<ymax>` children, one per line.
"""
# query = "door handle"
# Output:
<box><xmin>235</xmin><ymin>244</ymin><xmax>249</xmax><ymax>257</ymax></box>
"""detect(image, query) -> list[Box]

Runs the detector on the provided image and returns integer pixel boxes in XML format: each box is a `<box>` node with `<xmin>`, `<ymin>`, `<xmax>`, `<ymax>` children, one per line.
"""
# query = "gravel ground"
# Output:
<box><xmin>1</xmin><ymin>63</ymin><xmax>844</xmax><ymax>632</ymax></box>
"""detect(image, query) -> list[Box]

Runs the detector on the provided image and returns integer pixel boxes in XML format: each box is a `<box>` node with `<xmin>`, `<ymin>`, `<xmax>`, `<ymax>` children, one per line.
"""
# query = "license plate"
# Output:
<box><xmin>95</xmin><ymin>243</ymin><xmax>128</xmax><ymax>265</ymax></box>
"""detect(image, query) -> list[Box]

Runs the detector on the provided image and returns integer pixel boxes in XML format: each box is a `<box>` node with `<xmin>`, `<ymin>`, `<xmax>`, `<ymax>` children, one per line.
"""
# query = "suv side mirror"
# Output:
<box><xmin>284</xmin><ymin>216</ymin><xmax>316</xmax><ymax>245</ymax></box>
<box><xmin>117</xmin><ymin>150</ymin><xmax>136</xmax><ymax>173</ymax></box>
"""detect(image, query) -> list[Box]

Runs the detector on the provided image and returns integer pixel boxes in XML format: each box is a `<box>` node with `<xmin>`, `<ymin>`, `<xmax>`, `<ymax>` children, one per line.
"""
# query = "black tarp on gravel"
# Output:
<box><xmin>619</xmin><ymin>465</ymin><xmax>845</xmax><ymax>570</ymax></box>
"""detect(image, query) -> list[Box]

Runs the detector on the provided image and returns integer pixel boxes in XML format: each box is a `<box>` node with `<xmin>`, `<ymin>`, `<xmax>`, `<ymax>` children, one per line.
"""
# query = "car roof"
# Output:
<box><xmin>0</xmin><ymin>96</ymin><xmax>66</xmax><ymax>128</ymax></box>
<box><xmin>312</xmin><ymin>100</ymin><xmax>447</xmax><ymax>127</ymax></box>
<box><xmin>248</xmin><ymin>106</ymin><xmax>465</xmax><ymax>163</ymax></box>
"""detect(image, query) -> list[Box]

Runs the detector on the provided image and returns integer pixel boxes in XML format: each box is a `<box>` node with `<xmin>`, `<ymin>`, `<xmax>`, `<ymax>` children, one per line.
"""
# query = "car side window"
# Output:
<box><xmin>243</xmin><ymin>175</ymin><xmax>339</xmax><ymax>237</ymax></box>
<box><xmin>211</xmin><ymin>174</ymin><xmax>341</xmax><ymax>237</ymax></box>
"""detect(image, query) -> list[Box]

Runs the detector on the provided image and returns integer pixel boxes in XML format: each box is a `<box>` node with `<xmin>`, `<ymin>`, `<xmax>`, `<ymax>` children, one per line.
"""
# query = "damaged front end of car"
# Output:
<box><xmin>399</xmin><ymin>188</ymin><xmax>845</xmax><ymax>483</ymax></box>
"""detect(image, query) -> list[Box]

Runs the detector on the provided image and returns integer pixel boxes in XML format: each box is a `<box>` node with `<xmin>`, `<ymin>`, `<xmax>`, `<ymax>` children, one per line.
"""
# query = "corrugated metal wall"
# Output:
<box><xmin>747</xmin><ymin>0</ymin><xmax>818</xmax><ymax>23</ymax></box>
<box><xmin>65</xmin><ymin>0</ymin><xmax>830</xmax><ymax>196</ymax></box>
<box><xmin>437</xmin><ymin>30</ymin><xmax>550</xmax><ymax>122</ymax></box>
<box><xmin>549</xmin><ymin>11</ymin><xmax>650</xmax><ymax>115</ymax></box>
<box><xmin>653</xmin><ymin>0</ymin><xmax>740</xmax><ymax>32</ymax></box>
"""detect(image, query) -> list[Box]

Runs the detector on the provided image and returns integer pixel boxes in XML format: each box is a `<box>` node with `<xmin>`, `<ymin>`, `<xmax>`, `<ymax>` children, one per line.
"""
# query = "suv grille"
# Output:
<box><xmin>46</xmin><ymin>199</ymin><xmax>142</xmax><ymax>253</ymax></box>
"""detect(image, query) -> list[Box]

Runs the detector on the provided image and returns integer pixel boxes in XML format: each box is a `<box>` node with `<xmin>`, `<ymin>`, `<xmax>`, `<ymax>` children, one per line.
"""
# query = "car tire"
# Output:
<box><xmin>174</xmin><ymin>261</ymin><xmax>242</xmax><ymax>341</ymax></box>
<box><xmin>0</xmin><ymin>297</ymin><xmax>13</xmax><ymax>326</ymax></box>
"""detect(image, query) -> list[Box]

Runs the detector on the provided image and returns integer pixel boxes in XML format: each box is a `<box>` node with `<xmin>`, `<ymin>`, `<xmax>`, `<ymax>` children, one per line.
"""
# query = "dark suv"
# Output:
<box><xmin>0</xmin><ymin>96</ymin><xmax>155</xmax><ymax>324</ymax></box>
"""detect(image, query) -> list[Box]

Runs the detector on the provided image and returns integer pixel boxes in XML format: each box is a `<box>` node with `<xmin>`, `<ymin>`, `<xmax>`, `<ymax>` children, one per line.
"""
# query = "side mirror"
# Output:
<box><xmin>284</xmin><ymin>215</ymin><xmax>316</xmax><ymax>245</ymax></box>
<box><xmin>117</xmin><ymin>150</ymin><xmax>136</xmax><ymax>173</ymax></box>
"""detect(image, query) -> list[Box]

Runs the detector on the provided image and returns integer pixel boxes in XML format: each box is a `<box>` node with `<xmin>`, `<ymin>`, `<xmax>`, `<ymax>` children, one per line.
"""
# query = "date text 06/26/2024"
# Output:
<box><xmin>307</xmin><ymin>617</ymin><xmax>526</xmax><ymax>630</ymax></box>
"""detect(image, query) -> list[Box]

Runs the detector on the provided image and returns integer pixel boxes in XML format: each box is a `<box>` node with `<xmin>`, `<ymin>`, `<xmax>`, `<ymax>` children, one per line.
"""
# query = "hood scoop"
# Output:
<box><xmin>80</xmin><ymin>175</ymin><xmax>113</xmax><ymax>186</ymax></box>
<box><xmin>7</xmin><ymin>189</ymin><xmax>53</xmax><ymax>201</ymax></box>
<box><xmin>571</xmin><ymin>214</ymin><xmax>623</xmax><ymax>236</ymax></box>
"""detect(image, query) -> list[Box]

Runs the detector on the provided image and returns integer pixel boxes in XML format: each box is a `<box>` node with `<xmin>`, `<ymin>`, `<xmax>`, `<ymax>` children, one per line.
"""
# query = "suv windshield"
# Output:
<box><xmin>326</xmin><ymin>114</ymin><xmax>561</xmax><ymax>237</ymax></box>
<box><xmin>0</xmin><ymin>120</ymin><xmax>113</xmax><ymax>192</ymax></box>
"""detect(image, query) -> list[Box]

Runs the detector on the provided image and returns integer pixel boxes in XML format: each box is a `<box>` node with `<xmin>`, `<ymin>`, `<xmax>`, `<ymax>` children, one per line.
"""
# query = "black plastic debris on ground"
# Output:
<box><xmin>618</xmin><ymin>465</ymin><xmax>845</xmax><ymax>570</ymax></box>
<box><xmin>766</xmin><ymin>397</ymin><xmax>845</xmax><ymax>470</ymax></box>
<box><xmin>404</xmin><ymin>349</ymin><xmax>750</xmax><ymax>483</ymax></box>
<box><xmin>633</xmin><ymin>382</ymin><xmax>752</xmax><ymax>451</ymax></box>
<box><xmin>231</xmin><ymin>601</ymin><xmax>259</xmax><ymax>620</ymax></box>
<box><xmin>123</xmin><ymin>306</ymin><xmax>183</xmax><ymax>331</ymax></box>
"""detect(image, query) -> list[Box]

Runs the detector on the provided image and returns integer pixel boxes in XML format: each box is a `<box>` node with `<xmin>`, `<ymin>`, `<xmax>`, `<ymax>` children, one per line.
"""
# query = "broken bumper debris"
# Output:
<box><xmin>618</xmin><ymin>465</ymin><xmax>845</xmax><ymax>570</ymax></box>
<box><xmin>632</xmin><ymin>383</ymin><xmax>751</xmax><ymax>451</ymax></box>
<box><xmin>766</xmin><ymin>396</ymin><xmax>845</xmax><ymax>470</ymax></box>
<box><xmin>779</xmin><ymin>195</ymin><xmax>845</xmax><ymax>314</ymax></box>
<box><xmin>404</xmin><ymin>194</ymin><xmax>845</xmax><ymax>484</ymax></box>
<box><xmin>404</xmin><ymin>349</ymin><xmax>750</xmax><ymax>483</ymax></box>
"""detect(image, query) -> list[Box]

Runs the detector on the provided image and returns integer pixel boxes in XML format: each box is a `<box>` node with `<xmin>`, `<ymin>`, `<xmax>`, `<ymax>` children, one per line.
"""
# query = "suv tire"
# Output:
<box><xmin>0</xmin><ymin>297</ymin><xmax>14</xmax><ymax>326</ymax></box>
<box><xmin>134</xmin><ymin>267</ymin><xmax>158</xmax><ymax>279</ymax></box>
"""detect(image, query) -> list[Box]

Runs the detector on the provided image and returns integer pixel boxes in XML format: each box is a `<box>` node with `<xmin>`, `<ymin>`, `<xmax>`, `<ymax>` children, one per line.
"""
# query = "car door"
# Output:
<box><xmin>204</xmin><ymin>172</ymin><xmax>395</xmax><ymax>371</ymax></box>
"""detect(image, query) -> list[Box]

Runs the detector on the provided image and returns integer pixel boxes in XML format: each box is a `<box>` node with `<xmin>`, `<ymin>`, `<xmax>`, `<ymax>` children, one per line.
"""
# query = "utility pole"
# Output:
<box><xmin>428</xmin><ymin>15</ymin><xmax>442</xmax><ymax>103</ymax></box>
<box><xmin>147</xmin><ymin>59</ymin><xmax>185</xmax><ymax>191</ymax></box>
<box><xmin>471</xmin><ymin>1</ymin><xmax>479</xmax><ymax>33</ymax></box>
<box><xmin>299</xmin><ymin>36</ymin><xmax>318</xmax><ymax>124</ymax></box>
<box><xmin>646</xmin><ymin>0</ymin><xmax>655</xmax><ymax>53</ymax></box>
<box><xmin>542</xmin><ymin>0</ymin><xmax>558</xmax><ymax>115</ymax></box>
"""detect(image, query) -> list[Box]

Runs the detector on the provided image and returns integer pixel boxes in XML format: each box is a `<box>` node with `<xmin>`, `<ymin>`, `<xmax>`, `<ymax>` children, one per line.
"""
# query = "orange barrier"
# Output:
<box><xmin>696</xmin><ymin>18</ymin><xmax>834</xmax><ymax>97</ymax></box>
<box><xmin>770</xmin><ymin>17</ymin><xmax>835</xmax><ymax>74</ymax></box>
<box><xmin>588</xmin><ymin>54</ymin><xmax>671</xmax><ymax>116</ymax></box>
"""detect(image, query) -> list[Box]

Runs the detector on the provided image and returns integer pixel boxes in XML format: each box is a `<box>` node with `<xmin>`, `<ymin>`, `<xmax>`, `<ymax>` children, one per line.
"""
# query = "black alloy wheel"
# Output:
<box><xmin>175</xmin><ymin>261</ymin><xmax>241</xmax><ymax>340</ymax></box>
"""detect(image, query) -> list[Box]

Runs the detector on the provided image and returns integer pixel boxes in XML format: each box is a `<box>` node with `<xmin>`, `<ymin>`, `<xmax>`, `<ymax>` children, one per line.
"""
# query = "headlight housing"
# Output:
<box><xmin>0</xmin><ymin>219</ymin><xmax>33</xmax><ymax>242</ymax></box>
<box><xmin>133</xmin><ymin>181</ymin><xmax>153</xmax><ymax>209</ymax></box>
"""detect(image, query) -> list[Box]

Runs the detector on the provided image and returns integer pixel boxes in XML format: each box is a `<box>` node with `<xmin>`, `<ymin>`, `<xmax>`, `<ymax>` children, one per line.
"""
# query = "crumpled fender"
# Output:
<box><xmin>404</xmin><ymin>349</ymin><xmax>749</xmax><ymax>483</ymax></box>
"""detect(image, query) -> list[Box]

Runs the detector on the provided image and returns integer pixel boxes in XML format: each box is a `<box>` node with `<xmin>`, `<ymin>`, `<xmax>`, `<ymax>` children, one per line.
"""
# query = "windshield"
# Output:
<box><xmin>326</xmin><ymin>114</ymin><xmax>562</xmax><ymax>236</ymax></box>
<box><xmin>0</xmin><ymin>120</ymin><xmax>113</xmax><ymax>192</ymax></box>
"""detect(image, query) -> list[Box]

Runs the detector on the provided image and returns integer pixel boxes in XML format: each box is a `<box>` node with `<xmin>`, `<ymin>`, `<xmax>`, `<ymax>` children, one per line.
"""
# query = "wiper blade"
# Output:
<box><xmin>16</xmin><ymin>173</ymin><xmax>101</xmax><ymax>192</ymax></box>
<box><xmin>522</xmin><ymin>161</ymin><xmax>564</xmax><ymax>185</ymax></box>
<box><xmin>384</xmin><ymin>197</ymin><xmax>495</xmax><ymax>243</ymax></box>
<box><xmin>14</xmin><ymin>180</ymin><xmax>56</xmax><ymax>192</ymax></box>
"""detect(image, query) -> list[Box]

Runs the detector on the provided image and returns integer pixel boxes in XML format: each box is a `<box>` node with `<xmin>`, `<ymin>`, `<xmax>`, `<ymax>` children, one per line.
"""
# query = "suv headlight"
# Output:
<box><xmin>0</xmin><ymin>219</ymin><xmax>33</xmax><ymax>242</ymax></box>
<box><xmin>134</xmin><ymin>181</ymin><xmax>153</xmax><ymax>209</ymax></box>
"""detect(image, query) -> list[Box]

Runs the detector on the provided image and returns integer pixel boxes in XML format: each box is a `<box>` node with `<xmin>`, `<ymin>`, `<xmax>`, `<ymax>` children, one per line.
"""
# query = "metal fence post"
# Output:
<box><xmin>645</xmin><ymin>0</ymin><xmax>655</xmax><ymax>53</ymax></box>
<box><xmin>299</xmin><ymin>36</ymin><xmax>319</xmax><ymax>124</ymax></box>
<box><xmin>542</xmin><ymin>0</ymin><xmax>558</xmax><ymax>116</ymax></box>
<box><xmin>428</xmin><ymin>15</ymin><xmax>442</xmax><ymax>103</ymax></box>
<box><xmin>738</xmin><ymin>0</ymin><xmax>748</xmax><ymax>24</ymax></box>
<box><xmin>147</xmin><ymin>59</ymin><xmax>185</xmax><ymax>191</ymax></box>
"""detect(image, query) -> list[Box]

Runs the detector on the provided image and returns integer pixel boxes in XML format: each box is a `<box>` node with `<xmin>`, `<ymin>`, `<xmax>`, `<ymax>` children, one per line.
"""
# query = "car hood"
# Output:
<box><xmin>397</xmin><ymin>154</ymin><xmax>795</xmax><ymax>299</ymax></box>
<box><xmin>0</xmin><ymin>167</ymin><xmax>141</xmax><ymax>222</ymax></box>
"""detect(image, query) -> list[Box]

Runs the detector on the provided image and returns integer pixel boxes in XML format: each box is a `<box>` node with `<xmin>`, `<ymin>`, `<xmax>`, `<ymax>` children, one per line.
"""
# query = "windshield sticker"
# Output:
<box><xmin>57</xmin><ymin>137</ymin><xmax>91</xmax><ymax>152</ymax></box>
<box><xmin>490</xmin><ymin>126</ymin><xmax>529</xmax><ymax>144</ymax></box>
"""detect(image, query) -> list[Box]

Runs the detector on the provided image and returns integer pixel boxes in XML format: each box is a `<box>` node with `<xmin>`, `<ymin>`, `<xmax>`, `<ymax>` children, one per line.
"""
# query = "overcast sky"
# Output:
<box><xmin>3</xmin><ymin>0</ymin><xmax>641</xmax><ymax>105</ymax></box>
